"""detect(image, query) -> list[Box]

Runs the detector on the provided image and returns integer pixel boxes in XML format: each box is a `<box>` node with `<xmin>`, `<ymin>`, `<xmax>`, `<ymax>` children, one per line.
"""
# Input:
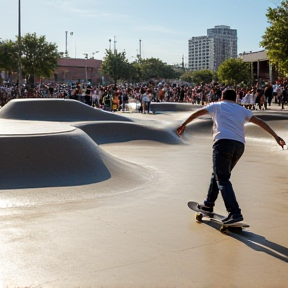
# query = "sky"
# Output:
<box><xmin>0</xmin><ymin>0</ymin><xmax>281</xmax><ymax>66</ymax></box>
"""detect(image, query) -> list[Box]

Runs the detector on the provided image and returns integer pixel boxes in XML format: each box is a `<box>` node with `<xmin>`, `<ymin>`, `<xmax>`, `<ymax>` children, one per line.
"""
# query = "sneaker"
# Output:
<box><xmin>222</xmin><ymin>212</ymin><xmax>243</xmax><ymax>225</ymax></box>
<box><xmin>197</xmin><ymin>203</ymin><xmax>213</xmax><ymax>213</ymax></box>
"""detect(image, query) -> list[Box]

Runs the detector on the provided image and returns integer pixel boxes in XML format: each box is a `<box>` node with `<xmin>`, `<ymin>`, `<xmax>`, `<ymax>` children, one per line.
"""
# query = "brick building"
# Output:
<box><xmin>53</xmin><ymin>57</ymin><xmax>102</xmax><ymax>85</ymax></box>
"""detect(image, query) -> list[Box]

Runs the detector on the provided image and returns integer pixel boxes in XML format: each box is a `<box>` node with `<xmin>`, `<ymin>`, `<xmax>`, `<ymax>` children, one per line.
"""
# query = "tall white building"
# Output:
<box><xmin>188</xmin><ymin>25</ymin><xmax>237</xmax><ymax>71</ymax></box>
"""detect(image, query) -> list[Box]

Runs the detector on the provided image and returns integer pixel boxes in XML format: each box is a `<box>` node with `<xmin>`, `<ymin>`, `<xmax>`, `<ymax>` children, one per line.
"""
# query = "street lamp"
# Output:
<box><xmin>92</xmin><ymin>51</ymin><xmax>99</xmax><ymax>58</ymax></box>
<box><xmin>18</xmin><ymin>0</ymin><xmax>22</xmax><ymax>96</ymax></box>
<box><xmin>83</xmin><ymin>53</ymin><xmax>88</xmax><ymax>82</ymax></box>
<box><xmin>65</xmin><ymin>31</ymin><xmax>74</xmax><ymax>57</ymax></box>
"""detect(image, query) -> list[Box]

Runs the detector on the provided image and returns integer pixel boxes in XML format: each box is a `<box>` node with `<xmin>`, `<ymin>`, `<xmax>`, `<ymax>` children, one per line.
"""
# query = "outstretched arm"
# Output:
<box><xmin>249</xmin><ymin>116</ymin><xmax>286</xmax><ymax>148</ymax></box>
<box><xmin>176</xmin><ymin>108</ymin><xmax>208</xmax><ymax>137</ymax></box>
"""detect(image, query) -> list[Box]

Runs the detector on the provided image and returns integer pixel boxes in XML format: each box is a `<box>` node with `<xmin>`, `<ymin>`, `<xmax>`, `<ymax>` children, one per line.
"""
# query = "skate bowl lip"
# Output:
<box><xmin>0</xmin><ymin>119</ymin><xmax>76</xmax><ymax>136</ymax></box>
<box><xmin>0</xmin><ymin>98</ymin><xmax>132</xmax><ymax>122</ymax></box>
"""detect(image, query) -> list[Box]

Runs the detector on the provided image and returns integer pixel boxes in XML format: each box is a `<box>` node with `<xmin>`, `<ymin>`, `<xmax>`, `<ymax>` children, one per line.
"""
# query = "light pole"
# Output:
<box><xmin>83</xmin><ymin>53</ymin><xmax>88</xmax><ymax>82</ymax></box>
<box><xmin>18</xmin><ymin>0</ymin><xmax>22</xmax><ymax>96</ymax></box>
<box><xmin>65</xmin><ymin>31</ymin><xmax>74</xmax><ymax>57</ymax></box>
<box><xmin>92</xmin><ymin>51</ymin><xmax>99</xmax><ymax>58</ymax></box>
<box><xmin>114</xmin><ymin>36</ymin><xmax>116</xmax><ymax>52</ymax></box>
<box><xmin>91</xmin><ymin>51</ymin><xmax>99</xmax><ymax>84</ymax></box>
<box><xmin>139</xmin><ymin>39</ymin><xmax>142</xmax><ymax>60</ymax></box>
<box><xmin>65</xmin><ymin>31</ymin><xmax>68</xmax><ymax>57</ymax></box>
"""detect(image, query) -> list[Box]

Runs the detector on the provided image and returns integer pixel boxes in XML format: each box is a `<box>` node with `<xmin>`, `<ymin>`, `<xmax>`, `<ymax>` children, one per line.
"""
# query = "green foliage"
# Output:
<box><xmin>0</xmin><ymin>33</ymin><xmax>59</xmax><ymax>85</ymax></box>
<box><xmin>140</xmin><ymin>58</ymin><xmax>178</xmax><ymax>80</ymax></box>
<box><xmin>166</xmin><ymin>65</ymin><xmax>182</xmax><ymax>79</ymax></box>
<box><xmin>212</xmin><ymin>71</ymin><xmax>219</xmax><ymax>82</ymax></box>
<box><xmin>0</xmin><ymin>40</ymin><xmax>18</xmax><ymax>74</ymax></box>
<box><xmin>21</xmin><ymin>33</ymin><xmax>59</xmax><ymax>82</ymax></box>
<box><xmin>260</xmin><ymin>0</ymin><xmax>288</xmax><ymax>74</ymax></box>
<box><xmin>100</xmin><ymin>52</ymin><xmax>181</xmax><ymax>84</ymax></box>
<box><xmin>180</xmin><ymin>69</ymin><xmax>213</xmax><ymax>85</ymax></box>
<box><xmin>129</xmin><ymin>61</ymin><xmax>142</xmax><ymax>83</ymax></box>
<box><xmin>100</xmin><ymin>49</ymin><xmax>130</xmax><ymax>85</ymax></box>
<box><xmin>192</xmin><ymin>70</ymin><xmax>213</xmax><ymax>85</ymax></box>
<box><xmin>180</xmin><ymin>71</ymin><xmax>194</xmax><ymax>83</ymax></box>
<box><xmin>217</xmin><ymin>58</ymin><xmax>250</xmax><ymax>86</ymax></box>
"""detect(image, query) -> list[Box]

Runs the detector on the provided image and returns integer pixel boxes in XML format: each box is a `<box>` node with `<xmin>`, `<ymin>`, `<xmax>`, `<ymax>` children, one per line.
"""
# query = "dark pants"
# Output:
<box><xmin>265</xmin><ymin>94</ymin><xmax>273</xmax><ymax>106</ymax></box>
<box><xmin>204</xmin><ymin>139</ymin><xmax>244</xmax><ymax>214</ymax></box>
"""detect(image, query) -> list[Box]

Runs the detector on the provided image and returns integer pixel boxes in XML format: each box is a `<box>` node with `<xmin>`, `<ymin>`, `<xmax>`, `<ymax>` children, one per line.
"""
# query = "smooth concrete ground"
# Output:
<box><xmin>0</xmin><ymin>99</ymin><xmax>288</xmax><ymax>288</ymax></box>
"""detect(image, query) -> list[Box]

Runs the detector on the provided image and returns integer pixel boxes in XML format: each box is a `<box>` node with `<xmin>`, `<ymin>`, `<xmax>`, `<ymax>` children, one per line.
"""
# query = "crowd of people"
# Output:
<box><xmin>238</xmin><ymin>81</ymin><xmax>288</xmax><ymax>110</ymax></box>
<box><xmin>1</xmin><ymin>79</ymin><xmax>288</xmax><ymax>112</ymax></box>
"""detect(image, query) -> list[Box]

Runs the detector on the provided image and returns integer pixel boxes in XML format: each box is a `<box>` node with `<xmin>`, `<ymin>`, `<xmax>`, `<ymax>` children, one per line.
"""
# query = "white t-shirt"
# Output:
<box><xmin>205</xmin><ymin>100</ymin><xmax>253</xmax><ymax>144</ymax></box>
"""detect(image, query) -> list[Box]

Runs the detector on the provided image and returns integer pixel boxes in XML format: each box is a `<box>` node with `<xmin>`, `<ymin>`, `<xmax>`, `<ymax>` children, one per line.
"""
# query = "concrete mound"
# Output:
<box><xmin>151</xmin><ymin>102</ymin><xmax>203</xmax><ymax>113</ymax></box>
<box><xmin>75</xmin><ymin>121</ymin><xmax>183</xmax><ymax>145</ymax></box>
<box><xmin>182</xmin><ymin>118</ymin><xmax>213</xmax><ymax>139</ymax></box>
<box><xmin>0</xmin><ymin>128</ymin><xmax>149</xmax><ymax>190</ymax></box>
<box><xmin>179</xmin><ymin>110</ymin><xmax>288</xmax><ymax>140</ymax></box>
<box><xmin>245</xmin><ymin>120</ymin><xmax>288</xmax><ymax>141</ymax></box>
<box><xmin>0</xmin><ymin>98</ymin><xmax>132</xmax><ymax>122</ymax></box>
<box><xmin>253</xmin><ymin>111</ymin><xmax>288</xmax><ymax>122</ymax></box>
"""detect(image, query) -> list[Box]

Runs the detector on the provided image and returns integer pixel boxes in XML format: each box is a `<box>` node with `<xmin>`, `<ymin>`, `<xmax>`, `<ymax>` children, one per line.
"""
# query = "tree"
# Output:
<box><xmin>191</xmin><ymin>70</ymin><xmax>213</xmax><ymax>85</ymax></box>
<box><xmin>217</xmin><ymin>58</ymin><xmax>251</xmax><ymax>86</ymax></box>
<box><xmin>140</xmin><ymin>58</ymin><xmax>177</xmax><ymax>80</ymax></box>
<box><xmin>180</xmin><ymin>69</ymin><xmax>213</xmax><ymax>85</ymax></box>
<box><xmin>129</xmin><ymin>61</ymin><xmax>142</xmax><ymax>83</ymax></box>
<box><xmin>100</xmin><ymin>49</ymin><xmax>130</xmax><ymax>85</ymax></box>
<box><xmin>180</xmin><ymin>71</ymin><xmax>194</xmax><ymax>83</ymax></box>
<box><xmin>21</xmin><ymin>33</ymin><xmax>59</xmax><ymax>86</ymax></box>
<box><xmin>260</xmin><ymin>0</ymin><xmax>288</xmax><ymax>75</ymax></box>
<box><xmin>0</xmin><ymin>40</ymin><xmax>18</xmax><ymax>81</ymax></box>
<box><xmin>163</xmin><ymin>65</ymin><xmax>181</xmax><ymax>80</ymax></box>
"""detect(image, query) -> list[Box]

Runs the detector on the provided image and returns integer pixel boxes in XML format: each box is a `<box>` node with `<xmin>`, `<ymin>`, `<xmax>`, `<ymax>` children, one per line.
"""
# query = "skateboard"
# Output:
<box><xmin>187</xmin><ymin>201</ymin><xmax>249</xmax><ymax>233</ymax></box>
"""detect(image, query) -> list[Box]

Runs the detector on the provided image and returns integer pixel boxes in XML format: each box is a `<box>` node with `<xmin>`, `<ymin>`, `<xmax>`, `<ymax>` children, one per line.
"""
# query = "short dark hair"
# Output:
<box><xmin>222</xmin><ymin>89</ymin><xmax>236</xmax><ymax>101</ymax></box>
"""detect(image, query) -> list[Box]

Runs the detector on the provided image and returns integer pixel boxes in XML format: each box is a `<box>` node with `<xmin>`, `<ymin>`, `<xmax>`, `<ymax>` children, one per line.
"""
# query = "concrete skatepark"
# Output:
<box><xmin>0</xmin><ymin>99</ymin><xmax>287</xmax><ymax>287</ymax></box>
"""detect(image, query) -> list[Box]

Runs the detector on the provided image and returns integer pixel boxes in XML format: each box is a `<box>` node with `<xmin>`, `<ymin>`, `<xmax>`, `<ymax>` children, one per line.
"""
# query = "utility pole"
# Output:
<box><xmin>65</xmin><ymin>31</ymin><xmax>68</xmax><ymax>57</ymax></box>
<box><xmin>114</xmin><ymin>36</ymin><xmax>116</xmax><ymax>52</ymax></box>
<box><xmin>69</xmin><ymin>31</ymin><xmax>74</xmax><ymax>58</ymax></box>
<box><xmin>83</xmin><ymin>53</ymin><xmax>88</xmax><ymax>83</ymax></box>
<box><xmin>139</xmin><ymin>39</ymin><xmax>142</xmax><ymax>60</ymax></box>
<box><xmin>18</xmin><ymin>0</ymin><xmax>22</xmax><ymax>97</ymax></box>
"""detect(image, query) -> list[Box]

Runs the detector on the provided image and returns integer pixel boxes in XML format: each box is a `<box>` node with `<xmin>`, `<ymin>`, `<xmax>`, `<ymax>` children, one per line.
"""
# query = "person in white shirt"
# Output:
<box><xmin>176</xmin><ymin>89</ymin><xmax>285</xmax><ymax>224</ymax></box>
<box><xmin>141</xmin><ymin>89</ymin><xmax>152</xmax><ymax>114</ymax></box>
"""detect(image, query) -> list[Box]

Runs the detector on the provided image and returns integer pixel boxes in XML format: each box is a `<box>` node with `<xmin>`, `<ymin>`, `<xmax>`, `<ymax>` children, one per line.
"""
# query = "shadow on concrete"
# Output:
<box><xmin>232</xmin><ymin>231</ymin><xmax>288</xmax><ymax>263</ymax></box>
<box><xmin>0</xmin><ymin>127</ymin><xmax>151</xmax><ymax>190</ymax></box>
<box><xmin>0</xmin><ymin>130</ymin><xmax>112</xmax><ymax>189</ymax></box>
<box><xmin>200</xmin><ymin>220</ymin><xmax>288</xmax><ymax>263</ymax></box>
<box><xmin>76</xmin><ymin>122</ymin><xmax>183</xmax><ymax>145</ymax></box>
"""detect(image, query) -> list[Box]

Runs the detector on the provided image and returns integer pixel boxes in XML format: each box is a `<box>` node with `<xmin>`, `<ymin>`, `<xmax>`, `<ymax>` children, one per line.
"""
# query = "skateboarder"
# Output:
<box><xmin>176</xmin><ymin>89</ymin><xmax>286</xmax><ymax>224</ymax></box>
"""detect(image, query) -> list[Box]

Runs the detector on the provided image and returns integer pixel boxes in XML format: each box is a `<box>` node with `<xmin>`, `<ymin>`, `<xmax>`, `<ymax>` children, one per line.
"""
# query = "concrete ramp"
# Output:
<box><xmin>0</xmin><ymin>98</ymin><xmax>132</xmax><ymax>122</ymax></box>
<box><xmin>75</xmin><ymin>121</ymin><xmax>183</xmax><ymax>145</ymax></box>
<box><xmin>0</xmin><ymin>101</ymin><xmax>288</xmax><ymax>287</ymax></box>
<box><xmin>0</xmin><ymin>122</ymin><xmax>149</xmax><ymax>190</ymax></box>
<box><xmin>151</xmin><ymin>102</ymin><xmax>204</xmax><ymax>113</ymax></box>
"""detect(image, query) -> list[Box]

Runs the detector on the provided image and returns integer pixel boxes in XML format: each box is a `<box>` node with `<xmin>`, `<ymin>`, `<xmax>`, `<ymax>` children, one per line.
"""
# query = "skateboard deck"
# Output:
<box><xmin>187</xmin><ymin>201</ymin><xmax>249</xmax><ymax>232</ymax></box>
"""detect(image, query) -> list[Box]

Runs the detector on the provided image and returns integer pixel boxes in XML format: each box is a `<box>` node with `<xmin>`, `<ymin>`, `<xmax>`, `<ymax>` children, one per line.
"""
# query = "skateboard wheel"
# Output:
<box><xmin>195</xmin><ymin>213</ymin><xmax>203</xmax><ymax>222</ymax></box>
<box><xmin>220</xmin><ymin>226</ymin><xmax>228</xmax><ymax>233</ymax></box>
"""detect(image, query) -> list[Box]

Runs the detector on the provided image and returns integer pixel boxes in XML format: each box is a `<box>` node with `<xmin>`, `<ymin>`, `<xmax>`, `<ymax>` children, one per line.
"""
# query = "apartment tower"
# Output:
<box><xmin>188</xmin><ymin>25</ymin><xmax>237</xmax><ymax>71</ymax></box>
